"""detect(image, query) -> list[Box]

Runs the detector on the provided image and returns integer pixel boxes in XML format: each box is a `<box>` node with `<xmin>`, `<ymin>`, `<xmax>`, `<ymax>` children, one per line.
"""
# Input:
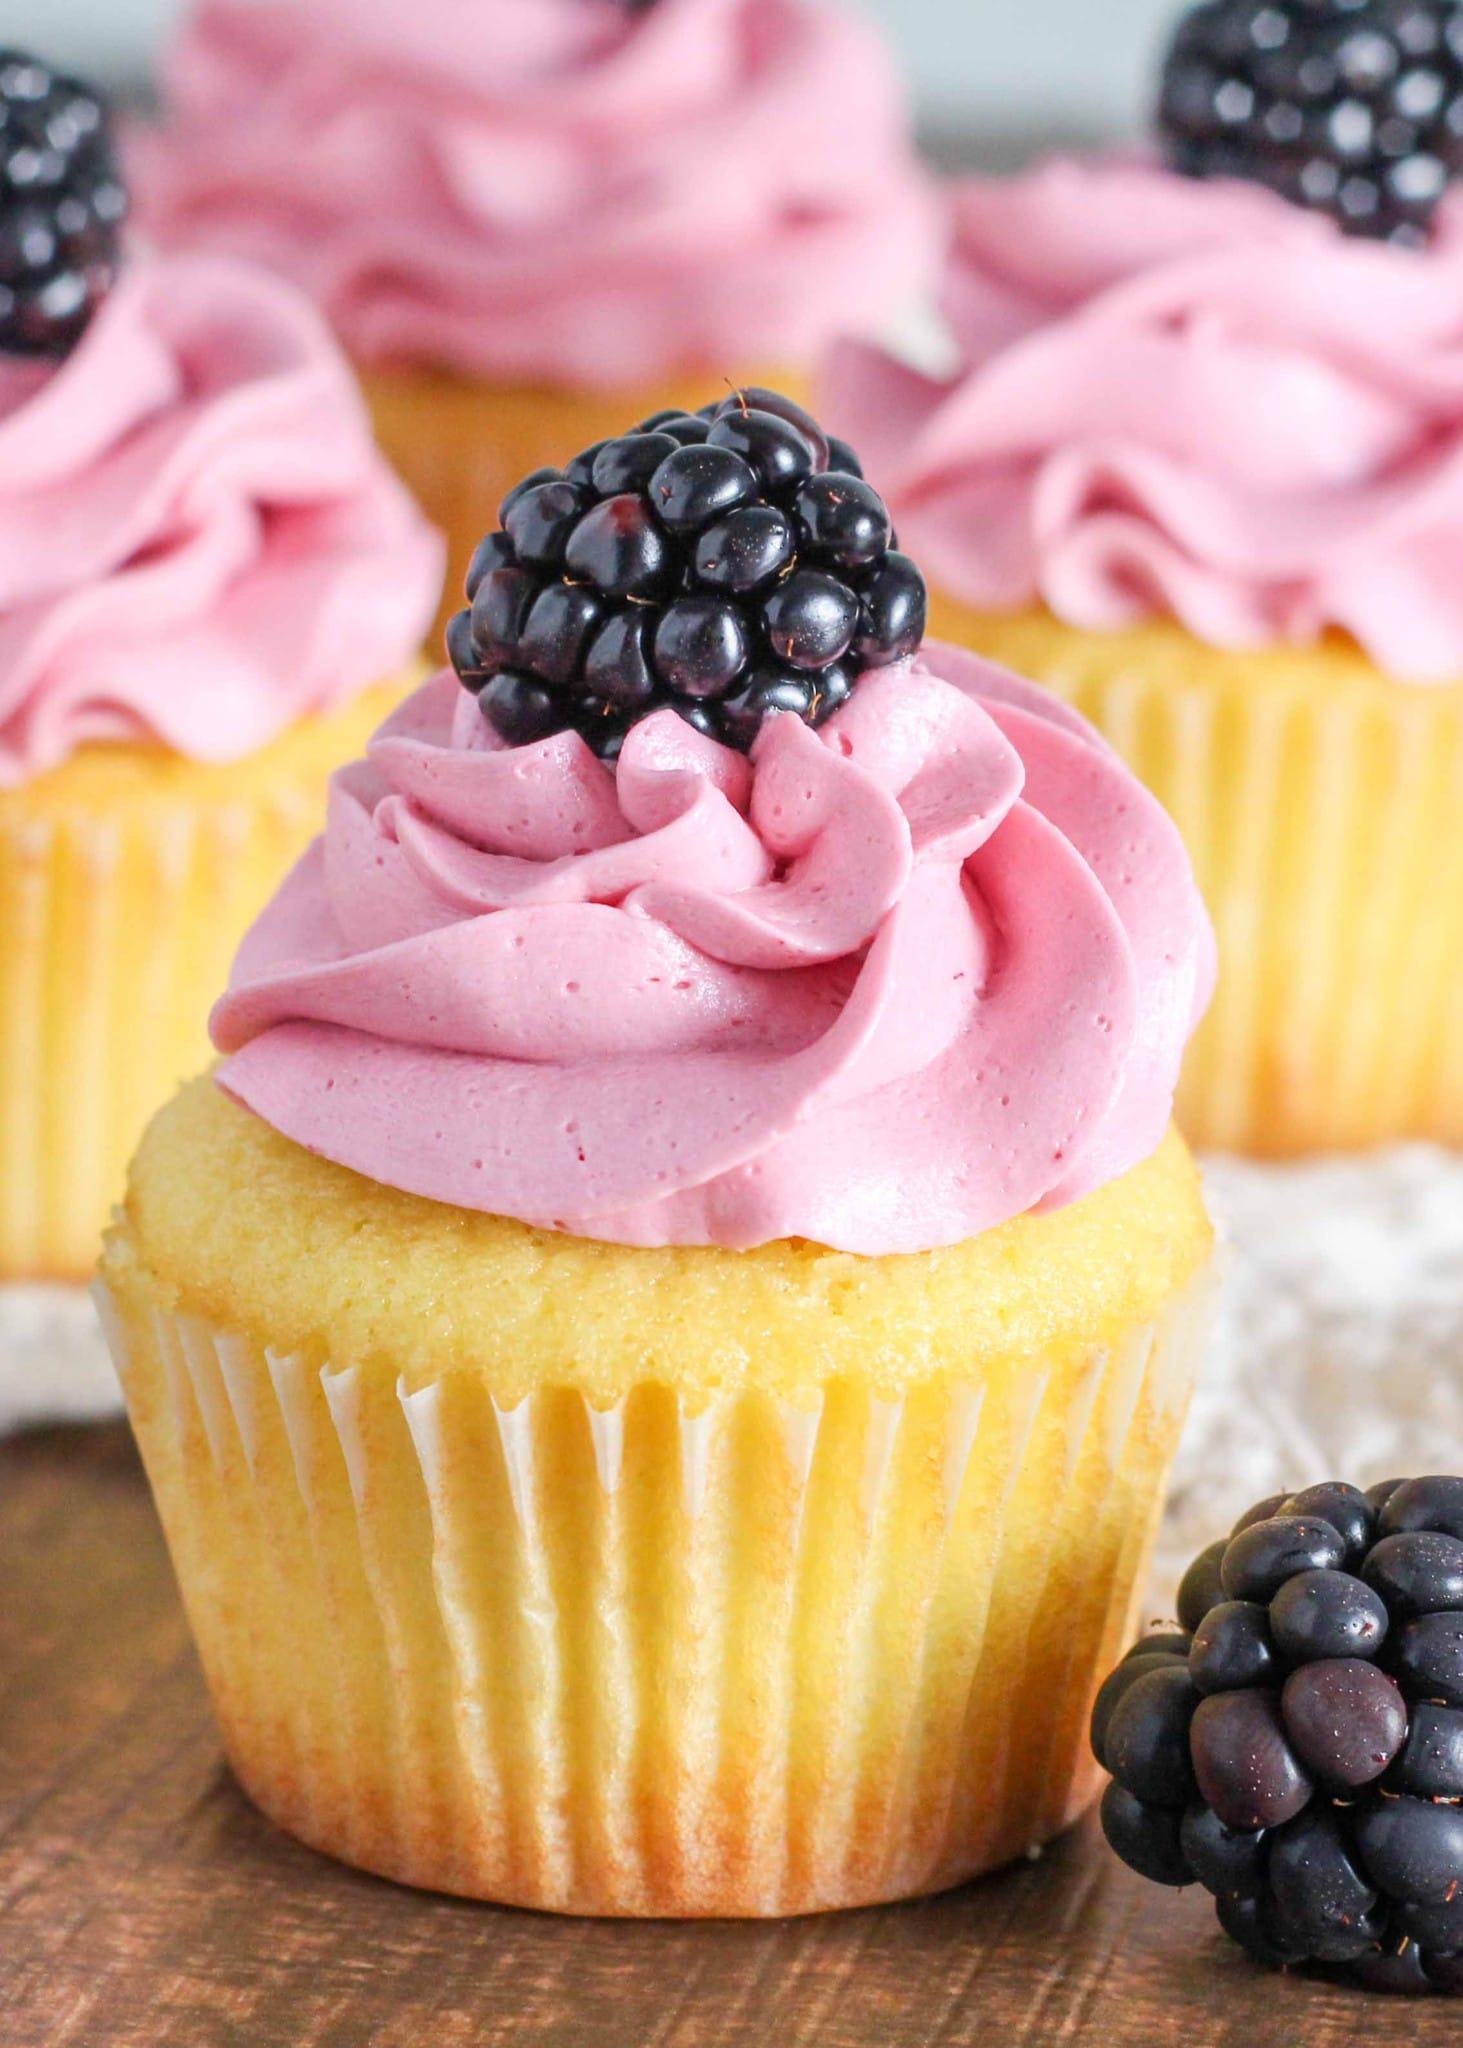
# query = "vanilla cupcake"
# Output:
<box><xmin>99</xmin><ymin>392</ymin><xmax>1216</xmax><ymax>1916</ymax></box>
<box><xmin>0</xmin><ymin>48</ymin><xmax>441</xmax><ymax>1315</ymax></box>
<box><xmin>131</xmin><ymin>0</ymin><xmax>937</xmax><ymax>635</ymax></box>
<box><xmin>827</xmin><ymin>4</ymin><xmax>1463</xmax><ymax>1157</ymax></box>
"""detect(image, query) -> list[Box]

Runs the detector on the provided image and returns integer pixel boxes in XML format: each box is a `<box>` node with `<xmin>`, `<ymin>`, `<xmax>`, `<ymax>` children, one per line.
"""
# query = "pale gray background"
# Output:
<box><xmin>19</xmin><ymin>0</ymin><xmax>1176</xmax><ymax>147</ymax></box>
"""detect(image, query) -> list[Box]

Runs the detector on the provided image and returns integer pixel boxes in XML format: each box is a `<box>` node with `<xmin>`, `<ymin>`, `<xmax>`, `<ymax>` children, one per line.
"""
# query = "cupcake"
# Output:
<box><xmin>130</xmin><ymin>0</ymin><xmax>937</xmax><ymax>636</ymax></box>
<box><xmin>826</xmin><ymin>0</ymin><xmax>1463</xmax><ymax>1157</ymax></box>
<box><xmin>0</xmin><ymin>47</ymin><xmax>441</xmax><ymax>1310</ymax></box>
<box><xmin>98</xmin><ymin>391</ymin><xmax>1217</xmax><ymax>1916</ymax></box>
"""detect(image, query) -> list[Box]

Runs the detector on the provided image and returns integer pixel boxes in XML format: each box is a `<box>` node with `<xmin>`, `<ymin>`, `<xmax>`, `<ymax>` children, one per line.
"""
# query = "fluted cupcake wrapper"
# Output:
<box><xmin>0</xmin><ymin>798</ymin><xmax>305</xmax><ymax>1280</ymax></box>
<box><xmin>362</xmin><ymin>365</ymin><xmax>809</xmax><ymax>647</ymax></box>
<box><xmin>1091</xmin><ymin>663</ymin><xmax>1463</xmax><ymax>1155</ymax></box>
<box><xmin>932</xmin><ymin>595</ymin><xmax>1463</xmax><ymax>1155</ymax></box>
<box><xmin>99</xmin><ymin>1264</ymin><xmax>1216</xmax><ymax>1917</ymax></box>
<box><xmin>0</xmin><ymin>681</ymin><xmax>415</xmax><ymax>1284</ymax></box>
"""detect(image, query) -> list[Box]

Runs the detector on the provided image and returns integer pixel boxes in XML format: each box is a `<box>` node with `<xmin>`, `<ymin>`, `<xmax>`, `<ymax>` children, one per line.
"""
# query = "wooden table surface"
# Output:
<box><xmin>3</xmin><ymin>1422</ymin><xmax>1458</xmax><ymax>2048</ymax></box>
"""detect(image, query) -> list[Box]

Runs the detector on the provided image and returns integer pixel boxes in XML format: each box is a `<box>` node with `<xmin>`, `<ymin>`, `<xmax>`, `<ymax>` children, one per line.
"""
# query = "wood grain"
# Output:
<box><xmin>0</xmin><ymin>1422</ymin><xmax>1455</xmax><ymax>2048</ymax></box>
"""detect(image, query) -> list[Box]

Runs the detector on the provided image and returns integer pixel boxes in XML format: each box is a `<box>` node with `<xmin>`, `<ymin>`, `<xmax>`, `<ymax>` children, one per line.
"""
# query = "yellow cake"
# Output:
<box><xmin>100</xmin><ymin>1076</ymin><xmax>1214</xmax><ymax>1917</ymax></box>
<box><xmin>932</xmin><ymin>597</ymin><xmax>1463</xmax><ymax>1158</ymax></box>
<box><xmin>0</xmin><ymin>679</ymin><xmax>414</xmax><ymax>1281</ymax></box>
<box><xmin>95</xmin><ymin>394</ymin><xmax>1217</xmax><ymax>1916</ymax></box>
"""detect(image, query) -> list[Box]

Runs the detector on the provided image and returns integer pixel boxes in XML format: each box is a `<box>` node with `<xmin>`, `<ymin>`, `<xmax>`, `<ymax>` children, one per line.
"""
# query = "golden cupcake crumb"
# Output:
<box><xmin>107</xmin><ymin>1074</ymin><xmax>1212</xmax><ymax>1407</ymax></box>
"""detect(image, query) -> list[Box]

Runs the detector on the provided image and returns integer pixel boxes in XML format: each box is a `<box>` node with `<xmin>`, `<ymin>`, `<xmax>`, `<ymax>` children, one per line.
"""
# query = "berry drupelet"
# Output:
<box><xmin>0</xmin><ymin>48</ymin><xmax>127</xmax><ymax>356</ymax></box>
<box><xmin>447</xmin><ymin>389</ymin><xmax>927</xmax><ymax>758</ymax></box>
<box><xmin>1157</xmin><ymin>0</ymin><xmax>1463</xmax><ymax>246</ymax></box>
<box><xmin>1093</xmin><ymin>1475</ymin><xmax>1463</xmax><ymax>1995</ymax></box>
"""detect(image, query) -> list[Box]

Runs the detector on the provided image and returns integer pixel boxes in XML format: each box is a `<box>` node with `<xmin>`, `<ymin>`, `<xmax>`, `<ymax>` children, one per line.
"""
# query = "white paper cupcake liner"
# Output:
<box><xmin>98</xmin><ymin>1265</ymin><xmax>1215</xmax><ymax>1916</ymax></box>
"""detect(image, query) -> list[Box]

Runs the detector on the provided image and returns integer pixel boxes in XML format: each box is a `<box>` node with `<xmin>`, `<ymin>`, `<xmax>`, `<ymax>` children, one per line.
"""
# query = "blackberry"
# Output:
<box><xmin>1156</xmin><ymin>0</ymin><xmax>1463</xmax><ymax>246</ymax></box>
<box><xmin>447</xmin><ymin>389</ymin><xmax>925</xmax><ymax>758</ymax></box>
<box><xmin>1178</xmin><ymin>1538</ymin><xmax>1230</xmax><ymax>1631</ymax></box>
<box><xmin>1222</xmin><ymin>1515</ymin><xmax>1348</xmax><ymax>1600</ymax></box>
<box><xmin>0</xmin><ymin>49</ymin><xmax>126</xmax><ymax>356</ymax></box>
<box><xmin>1094</xmin><ymin>1473</ymin><xmax>1463</xmax><ymax>1995</ymax></box>
<box><xmin>1189</xmin><ymin>1599</ymin><xmax>1281</xmax><ymax>1693</ymax></box>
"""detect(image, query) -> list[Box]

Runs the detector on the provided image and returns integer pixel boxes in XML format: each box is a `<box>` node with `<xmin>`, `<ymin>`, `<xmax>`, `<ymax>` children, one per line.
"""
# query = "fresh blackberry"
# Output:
<box><xmin>1222</xmin><ymin>1515</ymin><xmax>1348</xmax><ymax>1599</ymax></box>
<box><xmin>1190</xmin><ymin>1599</ymin><xmax>1281</xmax><ymax>1693</ymax></box>
<box><xmin>1178</xmin><ymin>1538</ymin><xmax>1230</xmax><ymax>1631</ymax></box>
<box><xmin>1094</xmin><ymin>1473</ymin><xmax>1463</xmax><ymax>1995</ymax></box>
<box><xmin>1156</xmin><ymin>1</ymin><xmax>1463</xmax><ymax>246</ymax></box>
<box><xmin>448</xmin><ymin>389</ymin><xmax>925</xmax><ymax>758</ymax></box>
<box><xmin>0</xmin><ymin>49</ymin><xmax>126</xmax><ymax>356</ymax></box>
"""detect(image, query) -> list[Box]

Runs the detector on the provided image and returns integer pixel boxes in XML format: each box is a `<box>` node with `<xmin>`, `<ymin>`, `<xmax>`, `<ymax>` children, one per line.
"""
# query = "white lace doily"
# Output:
<box><xmin>0</xmin><ymin>1285</ymin><xmax>122</xmax><ymax>1434</ymax></box>
<box><xmin>1155</xmin><ymin>1147</ymin><xmax>1463</xmax><ymax>1601</ymax></box>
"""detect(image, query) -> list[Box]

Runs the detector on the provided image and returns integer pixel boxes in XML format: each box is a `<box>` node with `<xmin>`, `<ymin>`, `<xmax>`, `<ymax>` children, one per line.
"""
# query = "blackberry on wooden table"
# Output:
<box><xmin>1092</xmin><ymin>1473</ymin><xmax>1463</xmax><ymax>1995</ymax></box>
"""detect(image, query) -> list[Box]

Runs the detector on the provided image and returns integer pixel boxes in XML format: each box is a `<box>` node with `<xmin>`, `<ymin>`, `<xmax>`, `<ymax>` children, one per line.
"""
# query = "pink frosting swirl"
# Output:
<box><xmin>0</xmin><ymin>252</ymin><xmax>443</xmax><ymax>786</ymax></box>
<box><xmin>211</xmin><ymin>645</ymin><xmax>1214</xmax><ymax>1253</ymax></box>
<box><xmin>826</xmin><ymin>158</ymin><xmax>1463</xmax><ymax>682</ymax></box>
<box><xmin>129</xmin><ymin>0</ymin><xmax>937</xmax><ymax>387</ymax></box>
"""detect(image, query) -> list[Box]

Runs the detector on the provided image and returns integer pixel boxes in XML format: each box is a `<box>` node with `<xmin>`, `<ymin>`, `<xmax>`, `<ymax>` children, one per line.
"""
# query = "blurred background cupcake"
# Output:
<box><xmin>131</xmin><ymin>0</ymin><xmax>938</xmax><ymax>634</ymax></box>
<box><xmin>828</xmin><ymin>0</ymin><xmax>1463</xmax><ymax>1158</ymax></box>
<box><xmin>98</xmin><ymin>393</ymin><xmax>1217</xmax><ymax>1915</ymax></box>
<box><xmin>0</xmin><ymin>45</ymin><xmax>441</xmax><ymax>1414</ymax></box>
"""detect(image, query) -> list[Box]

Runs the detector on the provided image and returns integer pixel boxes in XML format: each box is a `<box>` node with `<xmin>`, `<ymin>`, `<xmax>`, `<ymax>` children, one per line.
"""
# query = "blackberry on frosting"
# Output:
<box><xmin>1158</xmin><ymin>0</ymin><xmax>1463</xmax><ymax>245</ymax></box>
<box><xmin>0</xmin><ymin>47</ymin><xmax>127</xmax><ymax>356</ymax></box>
<box><xmin>447</xmin><ymin>389</ymin><xmax>927</xmax><ymax>757</ymax></box>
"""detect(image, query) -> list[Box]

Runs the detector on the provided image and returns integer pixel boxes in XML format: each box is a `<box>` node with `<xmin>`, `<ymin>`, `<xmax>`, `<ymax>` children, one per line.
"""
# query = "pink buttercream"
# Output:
<box><xmin>129</xmin><ymin>0</ymin><xmax>937</xmax><ymax>387</ymax></box>
<box><xmin>826</xmin><ymin>158</ymin><xmax>1463</xmax><ymax>682</ymax></box>
<box><xmin>0</xmin><ymin>252</ymin><xmax>443</xmax><ymax>786</ymax></box>
<box><xmin>211</xmin><ymin>644</ymin><xmax>1214</xmax><ymax>1254</ymax></box>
